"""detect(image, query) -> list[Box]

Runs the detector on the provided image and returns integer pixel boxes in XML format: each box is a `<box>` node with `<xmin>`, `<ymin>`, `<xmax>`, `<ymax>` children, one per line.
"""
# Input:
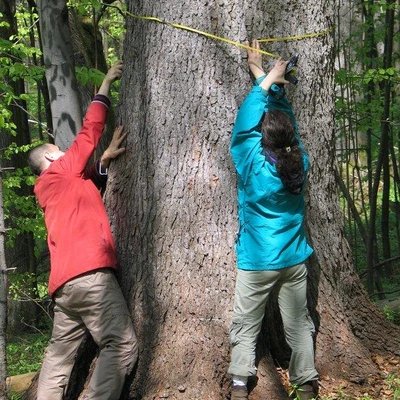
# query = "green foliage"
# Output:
<box><xmin>8</xmin><ymin>272</ymin><xmax>48</xmax><ymax>301</ymax></box>
<box><xmin>334</xmin><ymin>0</ymin><xmax>400</xmax><ymax>154</ymax></box>
<box><xmin>386</xmin><ymin>374</ymin><xmax>400</xmax><ymax>400</ymax></box>
<box><xmin>2</xmin><ymin>144</ymin><xmax>46</xmax><ymax>248</ymax></box>
<box><xmin>68</xmin><ymin>0</ymin><xmax>104</xmax><ymax>14</ymax></box>
<box><xmin>382</xmin><ymin>305</ymin><xmax>400</xmax><ymax>326</ymax></box>
<box><xmin>363</xmin><ymin>67</ymin><xmax>399</xmax><ymax>85</ymax></box>
<box><xmin>10</xmin><ymin>391</ymin><xmax>22</xmax><ymax>400</ymax></box>
<box><xmin>0</xmin><ymin>12</ymin><xmax>10</xmax><ymax>28</ymax></box>
<box><xmin>76</xmin><ymin>66</ymin><xmax>106</xmax><ymax>86</ymax></box>
<box><xmin>7</xmin><ymin>333</ymin><xmax>49</xmax><ymax>376</ymax></box>
<box><xmin>0</xmin><ymin>108</ymin><xmax>16</xmax><ymax>135</ymax></box>
<box><xmin>68</xmin><ymin>0</ymin><xmax>126</xmax><ymax>63</ymax></box>
<box><xmin>0</xmin><ymin>4</ymin><xmax>48</xmax><ymax>253</ymax></box>
<box><xmin>12</xmin><ymin>5</ymin><xmax>39</xmax><ymax>46</ymax></box>
<box><xmin>0</xmin><ymin>8</ymin><xmax>44</xmax><ymax>139</ymax></box>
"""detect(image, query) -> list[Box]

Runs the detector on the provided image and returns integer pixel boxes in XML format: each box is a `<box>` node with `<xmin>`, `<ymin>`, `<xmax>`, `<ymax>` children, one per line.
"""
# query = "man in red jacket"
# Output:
<box><xmin>28</xmin><ymin>61</ymin><xmax>138</xmax><ymax>400</ymax></box>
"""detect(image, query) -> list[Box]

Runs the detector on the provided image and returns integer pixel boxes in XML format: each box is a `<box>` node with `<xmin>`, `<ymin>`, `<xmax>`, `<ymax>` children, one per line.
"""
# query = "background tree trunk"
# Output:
<box><xmin>0</xmin><ymin>161</ymin><xmax>8</xmax><ymax>399</ymax></box>
<box><xmin>37</xmin><ymin>0</ymin><xmax>117</xmax><ymax>154</ymax></box>
<box><xmin>37</xmin><ymin>0</ymin><xmax>82</xmax><ymax>150</ymax></box>
<box><xmin>67</xmin><ymin>6</ymin><xmax>118</xmax><ymax>162</ymax></box>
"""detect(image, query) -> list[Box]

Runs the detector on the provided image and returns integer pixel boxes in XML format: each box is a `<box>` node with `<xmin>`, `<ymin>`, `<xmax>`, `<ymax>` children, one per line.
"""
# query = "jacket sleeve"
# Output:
<box><xmin>57</xmin><ymin>94</ymin><xmax>111</xmax><ymax>175</ymax></box>
<box><xmin>230</xmin><ymin>85</ymin><xmax>270</xmax><ymax>182</ymax></box>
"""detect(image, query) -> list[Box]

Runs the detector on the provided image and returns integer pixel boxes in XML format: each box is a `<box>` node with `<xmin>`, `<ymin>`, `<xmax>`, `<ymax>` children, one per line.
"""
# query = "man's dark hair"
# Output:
<box><xmin>262</xmin><ymin>109</ymin><xmax>305</xmax><ymax>195</ymax></box>
<box><xmin>27</xmin><ymin>143</ymin><xmax>51</xmax><ymax>176</ymax></box>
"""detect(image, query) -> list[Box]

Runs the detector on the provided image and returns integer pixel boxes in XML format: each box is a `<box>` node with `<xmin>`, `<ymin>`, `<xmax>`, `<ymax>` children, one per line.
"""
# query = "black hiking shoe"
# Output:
<box><xmin>295</xmin><ymin>380</ymin><xmax>319</xmax><ymax>400</ymax></box>
<box><xmin>231</xmin><ymin>383</ymin><xmax>248</xmax><ymax>400</ymax></box>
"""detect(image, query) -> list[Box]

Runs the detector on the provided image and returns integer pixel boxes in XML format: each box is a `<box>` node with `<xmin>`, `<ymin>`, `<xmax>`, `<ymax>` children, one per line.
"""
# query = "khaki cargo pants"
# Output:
<box><xmin>37</xmin><ymin>268</ymin><xmax>138</xmax><ymax>400</ymax></box>
<box><xmin>228</xmin><ymin>263</ymin><xmax>319</xmax><ymax>385</ymax></box>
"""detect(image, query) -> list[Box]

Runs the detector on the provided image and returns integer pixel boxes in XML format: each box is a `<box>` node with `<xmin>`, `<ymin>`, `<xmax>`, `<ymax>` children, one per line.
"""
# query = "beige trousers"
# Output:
<box><xmin>37</xmin><ymin>269</ymin><xmax>138</xmax><ymax>400</ymax></box>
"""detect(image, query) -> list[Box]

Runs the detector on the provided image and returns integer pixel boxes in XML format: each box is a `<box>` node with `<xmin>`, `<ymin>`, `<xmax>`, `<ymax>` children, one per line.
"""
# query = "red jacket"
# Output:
<box><xmin>34</xmin><ymin>96</ymin><xmax>117</xmax><ymax>296</ymax></box>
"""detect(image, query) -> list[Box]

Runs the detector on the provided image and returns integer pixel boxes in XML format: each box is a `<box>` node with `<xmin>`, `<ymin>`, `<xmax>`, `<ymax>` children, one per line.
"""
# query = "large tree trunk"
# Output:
<box><xmin>105</xmin><ymin>1</ymin><xmax>400</xmax><ymax>400</ymax></box>
<box><xmin>109</xmin><ymin>6</ymin><xmax>241</xmax><ymax>395</ymax></box>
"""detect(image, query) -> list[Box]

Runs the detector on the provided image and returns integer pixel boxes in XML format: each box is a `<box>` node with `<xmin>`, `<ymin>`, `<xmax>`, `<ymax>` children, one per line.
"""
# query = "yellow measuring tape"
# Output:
<box><xmin>114</xmin><ymin>6</ymin><xmax>331</xmax><ymax>59</ymax></box>
<box><xmin>258</xmin><ymin>30</ymin><xmax>332</xmax><ymax>43</ymax></box>
<box><xmin>124</xmin><ymin>10</ymin><xmax>279</xmax><ymax>57</ymax></box>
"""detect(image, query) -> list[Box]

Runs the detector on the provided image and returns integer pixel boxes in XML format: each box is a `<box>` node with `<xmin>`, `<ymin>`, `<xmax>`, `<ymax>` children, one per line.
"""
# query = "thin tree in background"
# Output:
<box><xmin>0</xmin><ymin>159</ymin><xmax>9</xmax><ymax>398</ymax></box>
<box><xmin>37</xmin><ymin>0</ymin><xmax>82</xmax><ymax>150</ymax></box>
<box><xmin>366</xmin><ymin>0</ymin><xmax>396</xmax><ymax>293</ymax></box>
<box><xmin>361</xmin><ymin>0</ymin><xmax>381</xmax><ymax>294</ymax></box>
<box><xmin>378</xmin><ymin>0</ymin><xmax>395</xmax><ymax>278</ymax></box>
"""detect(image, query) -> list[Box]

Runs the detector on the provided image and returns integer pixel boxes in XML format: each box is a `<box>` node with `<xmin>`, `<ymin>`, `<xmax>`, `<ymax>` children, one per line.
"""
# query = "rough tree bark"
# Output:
<box><xmin>104</xmin><ymin>0</ymin><xmax>400</xmax><ymax>399</ymax></box>
<box><xmin>23</xmin><ymin>0</ymin><xmax>400</xmax><ymax>399</ymax></box>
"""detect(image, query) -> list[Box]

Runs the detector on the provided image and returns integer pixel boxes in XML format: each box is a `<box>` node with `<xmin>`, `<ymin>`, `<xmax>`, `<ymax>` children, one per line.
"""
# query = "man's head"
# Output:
<box><xmin>28</xmin><ymin>143</ymin><xmax>65</xmax><ymax>175</ymax></box>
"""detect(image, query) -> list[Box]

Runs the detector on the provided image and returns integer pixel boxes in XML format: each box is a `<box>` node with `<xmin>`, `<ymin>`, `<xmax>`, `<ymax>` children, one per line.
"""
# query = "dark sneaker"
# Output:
<box><xmin>231</xmin><ymin>383</ymin><xmax>248</xmax><ymax>400</ymax></box>
<box><xmin>295</xmin><ymin>380</ymin><xmax>319</xmax><ymax>400</ymax></box>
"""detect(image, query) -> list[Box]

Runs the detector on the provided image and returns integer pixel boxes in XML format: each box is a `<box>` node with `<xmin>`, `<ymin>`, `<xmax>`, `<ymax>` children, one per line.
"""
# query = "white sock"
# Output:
<box><xmin>232</xmin><ymin>375</ymin><xmax>248</xmax><ymax>386</ymax></box>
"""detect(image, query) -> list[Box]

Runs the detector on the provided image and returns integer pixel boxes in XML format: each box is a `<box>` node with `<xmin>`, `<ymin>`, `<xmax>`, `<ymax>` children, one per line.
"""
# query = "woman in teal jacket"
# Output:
<box><xmin>228</xmin><ymin>40</ymin><xmax>319</xmax><ymax>400</ymax></box>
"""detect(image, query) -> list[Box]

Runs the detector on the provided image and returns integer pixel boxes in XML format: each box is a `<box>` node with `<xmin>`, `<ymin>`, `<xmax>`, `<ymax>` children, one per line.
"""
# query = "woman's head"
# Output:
<box><xmin>261</xmin><ymin>109</ymin><xmax>296</xmax><ymax>150</ymax></box>
<box><xmin>261</xmin><ymin>110</ymin><xmax>305</xmax><ymax>195</ymax></box>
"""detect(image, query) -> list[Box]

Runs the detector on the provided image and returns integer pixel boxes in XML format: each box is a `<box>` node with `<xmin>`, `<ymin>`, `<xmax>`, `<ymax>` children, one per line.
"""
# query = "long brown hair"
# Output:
<box><xmin>261</xmin><ymin>110</ymin><xmax>305</xmax><ymax>195</ymax></box>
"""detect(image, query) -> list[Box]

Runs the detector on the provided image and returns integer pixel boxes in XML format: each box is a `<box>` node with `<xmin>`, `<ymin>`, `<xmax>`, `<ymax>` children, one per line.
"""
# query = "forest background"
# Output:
<box><xmin>0</xmin><ymin>0</ymin><xmax>400</xmax><ymax>399</ymax></box>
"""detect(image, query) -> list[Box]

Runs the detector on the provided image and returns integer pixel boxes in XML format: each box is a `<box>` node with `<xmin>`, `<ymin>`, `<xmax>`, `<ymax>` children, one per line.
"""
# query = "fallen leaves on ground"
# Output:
<box><xmin>278</xmin><ymin>354</ymin><xmax>399</xmax><ymax>399</ymax></box>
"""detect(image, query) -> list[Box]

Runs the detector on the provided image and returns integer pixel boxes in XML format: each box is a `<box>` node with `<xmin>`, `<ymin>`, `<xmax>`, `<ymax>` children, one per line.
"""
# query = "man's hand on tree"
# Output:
<box><xmin>100</xmin><ymin>126</ymin><xmax>127</xmax><ymax>169</ymax></box>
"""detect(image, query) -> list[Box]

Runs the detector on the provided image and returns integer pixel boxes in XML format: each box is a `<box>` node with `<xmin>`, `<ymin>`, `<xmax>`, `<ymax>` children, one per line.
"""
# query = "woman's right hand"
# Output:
<box><xmin>259</xmin><ymin>58</ymin><xmax>289</xmax><ymax>91</ymax></box>
<box><xmin>268</xmin><ymin>59</ymin><xmax>289</xmax><ymax>84</ymax></box>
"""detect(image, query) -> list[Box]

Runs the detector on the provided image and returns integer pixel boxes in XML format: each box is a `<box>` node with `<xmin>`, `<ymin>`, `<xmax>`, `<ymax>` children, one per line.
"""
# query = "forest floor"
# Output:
<box><xmin>7</xmin><ymin>354</ymin><xmax>400</xmax><ymax>399</ymax></box>
<box><xmin>279</xmin><ymin>354</ymin><xmax>400</xmax><ymax>399</ymax></box>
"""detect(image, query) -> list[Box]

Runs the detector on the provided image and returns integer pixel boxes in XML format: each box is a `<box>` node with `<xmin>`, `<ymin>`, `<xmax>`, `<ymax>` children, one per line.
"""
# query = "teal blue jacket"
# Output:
<box><xmin>230</xmin><ymin>79</ymin><xmax>313</xmax><ymax>270</ymax></box>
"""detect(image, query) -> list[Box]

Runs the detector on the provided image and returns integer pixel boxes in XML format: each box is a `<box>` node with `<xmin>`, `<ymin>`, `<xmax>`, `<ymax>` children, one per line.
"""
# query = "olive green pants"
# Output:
<box><xmin>37</xmin><ymin>268</ymin><xmax>138</xmax><ymax>400</ymax></box>
<box><xmin>228</xmin><ymin>264</ymin><xmax>319</xmax><ymax>385</ymax></box>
